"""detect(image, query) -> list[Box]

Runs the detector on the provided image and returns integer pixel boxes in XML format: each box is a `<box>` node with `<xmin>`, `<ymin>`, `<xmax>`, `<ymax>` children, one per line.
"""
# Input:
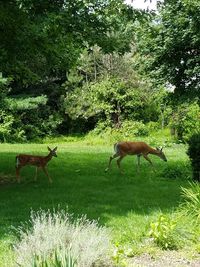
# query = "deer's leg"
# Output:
<box><xmin>42</xmin><ymin>167</ymin><xmax>52</xmax><ymax>183</ymax></box>
<box><xmin>16</xmin><ymin>165</ymin><xmax>22</xmax><ymax>183</ymax></box>
<box><xmin>34</xmin><ymin>167</ymin><xmax>38</xmax><ymax>181</ymax></box>
<box><xmin>117</xmin><ymin>155</ymin><xmax>126</xmax><ymax>173</ymax></box>
<box><xmin>143</xmin><ymin>154</ymin><xmax>155</xmax><ymax>172</ymax></box>
<box><xmin>137</xmin><ymin>154</ymin><xmax>141</xmax><ymax>172</ymax></box>
<box><xmin>105</xmin><ymin>153</ymin><xmax>119</xmax><ymax>172</ymax></box>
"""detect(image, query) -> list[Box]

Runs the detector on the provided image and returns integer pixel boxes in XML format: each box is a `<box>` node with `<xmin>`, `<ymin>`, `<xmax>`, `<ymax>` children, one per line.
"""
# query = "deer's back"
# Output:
<box><xmin>116</xmin><ymin>141</ymin><xmax>151</xmax><ymax>155</ymax></box>
<box><xmin>17</xmin><ymin>154</ymin><xmax>45</xmax><ymax>166</ymax></box>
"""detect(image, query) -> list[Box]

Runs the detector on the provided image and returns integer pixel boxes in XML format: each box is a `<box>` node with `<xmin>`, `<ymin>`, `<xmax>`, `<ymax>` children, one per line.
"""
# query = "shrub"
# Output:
<box><xmin>88</xmin><ymin>121</ymin><xmax>111</xmax><ymax>136</ymax></box>
<box><xmin>121</xmin><ymin>120</ymin><xmax>149</xmax><ymax>137</ymax></box>
<box><xmin>0</xmin><ymin>111</ymin><xmax>15</xmax><ymax>142</ymax></box>
<box><xmin>170</xmin><ymin>102</ymin><xmax>200</xmax><ymax>142</ymax></box>
<box><xmin>14</xmin><ymin>210</ymin><xmax>113</xmax><ymax>267</ymax></box>
<box><xmin>0</xmin><ymin>110</ymin><xmax>26</xmax><ymax>142</ymax></box>
<box><xmin>1</xmin><ymin>91</ymin><xmax>65</xmax><ymax>142</ymax></box>
<box><xmin>187</xmin><ymin>133</ymin><xmax>200</xmax><ymax>181</ymax></box>
<box><xmin>146</xmin><ymin>121</ymin><xmax>159</xmax><ymax>132</ymax></box>
<box><xmin>159</xmin><ymin>163</ymin><xmax>191</xmax><ymax>180</ymax></box>
<box><xmin>86</xmin><ymin>120</ymin><xmax>149</xmax><ymax>145</ymax></box>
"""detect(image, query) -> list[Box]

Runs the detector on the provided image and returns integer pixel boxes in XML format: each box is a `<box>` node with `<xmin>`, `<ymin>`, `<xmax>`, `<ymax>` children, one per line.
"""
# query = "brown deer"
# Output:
<box><xmin>105</xmin><ymin>141</ymin><xmax>167</xmax><ymax>173</ymax></box>
<box><xmin>16</xmin><ymin>147</ymin><xmax>57</xmax><ymax>183</ymax></box>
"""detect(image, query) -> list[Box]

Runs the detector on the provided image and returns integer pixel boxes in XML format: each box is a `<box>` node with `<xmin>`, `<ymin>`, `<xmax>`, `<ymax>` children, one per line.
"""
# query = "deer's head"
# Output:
<box><xmin>48</xmin><ymin>146</ymin><xmax>58</xmax><ymax>157</ymax></box>
<box><xmin>156</xmin><ymin>147</ymin><xmax>167</xmax><ymax>162</ymax></box>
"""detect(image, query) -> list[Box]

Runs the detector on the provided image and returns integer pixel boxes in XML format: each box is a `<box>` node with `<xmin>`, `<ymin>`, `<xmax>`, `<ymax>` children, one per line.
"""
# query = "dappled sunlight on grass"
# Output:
<box><xmin>0</xmin><ymin>142</ymin><xmax>191</xmax><ymax>263</ymax></box>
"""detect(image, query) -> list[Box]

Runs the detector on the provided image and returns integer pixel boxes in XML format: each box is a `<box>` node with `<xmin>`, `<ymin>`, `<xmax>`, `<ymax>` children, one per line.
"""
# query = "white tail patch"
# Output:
<box><xmin>114</xmin><ymin>143</ymin><xmax>120</xmax><ymax>154</ymax></box>
<box><xmin>16</xmin><ymin>157</ymin><xmax>19</xmax><ymax>168</ymax></box>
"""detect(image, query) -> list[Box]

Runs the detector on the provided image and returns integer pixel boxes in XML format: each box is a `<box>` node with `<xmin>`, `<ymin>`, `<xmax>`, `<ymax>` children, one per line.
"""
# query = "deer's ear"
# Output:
<box><xmin>156</xmin><ymin>147</ymin><xmax>159</xmax><ymax>151</ymax></box>
<box><xmin>47</xmin><ymin>146</ymin><xmax>51</xmax><ymax>151</ymax></box>
<box><xmin>54</xmin><ymin>146</ymin><xmax>58</xmax><ymax>151</ymax></box>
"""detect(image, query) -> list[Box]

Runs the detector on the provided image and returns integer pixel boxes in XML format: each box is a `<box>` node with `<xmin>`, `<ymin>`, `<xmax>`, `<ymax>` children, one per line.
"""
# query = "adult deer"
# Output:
<box><xmin>105</xmin><ymin>141</ymin><xmax>167</xmax><ymax>173</ymax></box>
<box><xmin>16</xmin><ymin>147</ymin><xmax>57</xmax><ymax>183</ymax></box>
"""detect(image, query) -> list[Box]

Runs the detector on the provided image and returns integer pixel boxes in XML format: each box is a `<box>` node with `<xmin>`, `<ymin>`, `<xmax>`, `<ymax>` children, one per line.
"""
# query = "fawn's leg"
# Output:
<box><xmin>42</xmin><ymin>167</ymin><xmax>52</xmax><ymax>183</ymax></box>
<box><xmin>16</xmin><ymin>166</ymin><xmax>22</xmax><ymax>183</ymax></box>
<box><xmin>34</xmin><ymin>167</ymin><xmax>38</xmax><ymax>181</ymax></box>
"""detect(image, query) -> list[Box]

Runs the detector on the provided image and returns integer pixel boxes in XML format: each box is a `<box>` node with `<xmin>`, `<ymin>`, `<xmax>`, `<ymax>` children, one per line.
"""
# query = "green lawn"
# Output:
<box><xmin>0</xmin><ymin>142</ymin><xmax>191</xmax><ymax>265</ymax></box>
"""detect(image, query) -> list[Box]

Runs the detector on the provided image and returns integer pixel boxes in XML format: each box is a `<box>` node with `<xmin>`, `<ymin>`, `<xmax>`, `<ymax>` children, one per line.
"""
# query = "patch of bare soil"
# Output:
<box><xmin>128</xmin><ymin>251</ymin><xmax>200</xmax><ymax>267</ymax></box>
<box><xmin>0</xmin><ymin>173</ymin><xmax>16</xmax><ymax>185</ymax></box>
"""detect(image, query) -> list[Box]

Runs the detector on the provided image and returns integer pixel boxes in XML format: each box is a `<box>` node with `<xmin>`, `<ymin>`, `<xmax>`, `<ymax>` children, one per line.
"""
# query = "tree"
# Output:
<box><xmin>0</xmin><ymin>0</ymin><xmax>135</xmax><ymax>88</ymax></box>
<box><xmin>64</xmin><ymin>49</ymin><xmax>164</xmax><ymax>128</ymax></box>
<box><xmin>136</xmin><ymin>0</ymin><xmax>200</xmax><ymax>97</ymax></box>
<box><xmin>0</xmin><ymin>0</ymin><xmax>139</xmax><ymax>139</ymax></box>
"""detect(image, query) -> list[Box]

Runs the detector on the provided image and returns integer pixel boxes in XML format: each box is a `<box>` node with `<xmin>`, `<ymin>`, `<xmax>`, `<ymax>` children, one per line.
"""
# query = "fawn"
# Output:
<box><xmin>16</xmin><ymin>146</ymin><xmax>57</xmax><ymax>183</ymax></box>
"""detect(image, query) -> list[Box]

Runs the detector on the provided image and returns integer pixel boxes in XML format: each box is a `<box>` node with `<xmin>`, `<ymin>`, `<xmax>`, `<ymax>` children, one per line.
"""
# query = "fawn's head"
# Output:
<box><xmin>48</xmin><ymin>146</ymin><xmax>58</xmax><ymax>157</ymax></box>
<box><xmin>156</xmin><ymin>147</ymin><xmax>167</xmax><ymax>162</ymax></box>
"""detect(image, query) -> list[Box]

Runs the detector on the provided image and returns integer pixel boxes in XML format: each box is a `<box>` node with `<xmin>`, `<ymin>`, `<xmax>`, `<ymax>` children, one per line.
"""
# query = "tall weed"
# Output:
<box><xmin>149</xmin><ymin>214</ymin><xmax>178</xmax><ymax>249</ymax></box>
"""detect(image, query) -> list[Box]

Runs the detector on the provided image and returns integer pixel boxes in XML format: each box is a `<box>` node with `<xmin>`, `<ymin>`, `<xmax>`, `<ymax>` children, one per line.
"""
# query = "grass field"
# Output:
<box><xmin>0</xmin><ymin>141</ymin><xmax>192</xmax><ymax>266</ymax></box>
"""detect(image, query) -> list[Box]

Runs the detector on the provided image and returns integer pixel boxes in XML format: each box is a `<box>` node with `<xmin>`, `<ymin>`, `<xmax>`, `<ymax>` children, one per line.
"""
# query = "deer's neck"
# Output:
<box><xmin>45</xmin><ymin>153</ymin><xmax>52</xmax><ymax>162</ymax></box>
<box><xmin>149</xmin><ymin>147</ymin><xmax>159</xmax><ymax>156</ymax></box>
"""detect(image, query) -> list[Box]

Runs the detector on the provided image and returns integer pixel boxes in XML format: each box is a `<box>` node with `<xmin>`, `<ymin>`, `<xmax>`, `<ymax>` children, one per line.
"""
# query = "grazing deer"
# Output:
<box><xmin>105</xmin><ymin>141</ymin><xmax>167</xmax><ymax>173</ymax></box>
<box><xmin>16</xmin><ymin>147</ymin><xmax>57</xmax><ymax>183</ymax></box>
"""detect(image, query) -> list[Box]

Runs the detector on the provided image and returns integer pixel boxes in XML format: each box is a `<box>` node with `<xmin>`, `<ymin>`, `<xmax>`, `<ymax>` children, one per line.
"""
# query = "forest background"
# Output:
<box><xmin>0</xmin><ymin>0</ymin><xmax>199</xmax><ymax>144</ymax></box>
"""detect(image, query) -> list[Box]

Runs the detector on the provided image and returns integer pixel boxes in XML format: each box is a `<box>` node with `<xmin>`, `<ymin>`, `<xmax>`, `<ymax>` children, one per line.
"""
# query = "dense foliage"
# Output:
<box><xmin>0</xmin><ymin>0</ymin><xmax>199</xmax><ymax>142</ymax></box>
<box><xmin>0</xmin><ymin>0</ymin><xmax>139</xmax><ymax>141</ymax></box>
<box><xmin>187</xmin><ymin>133</ymin><xmax>200</xmax><ymax>181</ymax></box>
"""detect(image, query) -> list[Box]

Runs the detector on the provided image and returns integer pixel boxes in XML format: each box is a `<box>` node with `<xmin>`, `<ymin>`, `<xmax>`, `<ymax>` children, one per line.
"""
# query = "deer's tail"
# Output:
<box><xmin>114</xmin><ymin>143</ymin><xmax>120</xmax><ymax>154</ymax></box>
<box><xmin>16</xmin><ymin>156</ymin><xmax>19</xmax><ymax>168</ymax></box>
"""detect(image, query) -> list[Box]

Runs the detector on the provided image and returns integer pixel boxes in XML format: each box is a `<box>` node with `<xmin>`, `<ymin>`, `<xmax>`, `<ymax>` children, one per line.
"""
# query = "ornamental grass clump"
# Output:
<box><xmin>14</xmin><ymin>210</ymin><xmax>113</xmax><ymax>267</ymax></box>
<box><xmin>180</xmin><ymin>183</ymin><xmax>200</xmax><ymax>222</ymax></box>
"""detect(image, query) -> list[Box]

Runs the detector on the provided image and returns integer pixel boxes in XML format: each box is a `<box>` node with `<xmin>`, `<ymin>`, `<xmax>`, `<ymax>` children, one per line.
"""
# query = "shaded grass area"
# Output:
<box><xmin>0</xmin><ymin>143</ymin><xmax>191</xmax><ymax>265</ymax></box>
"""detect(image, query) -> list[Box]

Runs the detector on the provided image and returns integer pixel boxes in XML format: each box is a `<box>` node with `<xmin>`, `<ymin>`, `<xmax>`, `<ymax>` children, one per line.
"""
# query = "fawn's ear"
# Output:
<box><xmin>47</xmin><ymin>146</ymin><xmax>51</xmax><ymax>151</ymax></box>
<box><xmin>53</xmin><ymin>146</ymin><xmax>58</xmax><ymax>151</ymax></box>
